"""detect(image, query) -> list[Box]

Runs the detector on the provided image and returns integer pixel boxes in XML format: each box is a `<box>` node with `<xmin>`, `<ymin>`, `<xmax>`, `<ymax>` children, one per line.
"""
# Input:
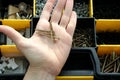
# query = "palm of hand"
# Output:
<box><xmin>17</xmin><ymin>20</ymin><xmax>72</xmax><ymax>75</ymax></box>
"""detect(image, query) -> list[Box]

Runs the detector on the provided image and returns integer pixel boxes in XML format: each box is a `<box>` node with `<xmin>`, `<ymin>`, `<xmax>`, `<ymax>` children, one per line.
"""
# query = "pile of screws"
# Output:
<box><xmin>73</xmin><ymin>2</ymin><xmax>89</xmax><ymax>17</ymax></box>
<box><xmin>93</xmin><ymin>1</ymin><xmax>120</xmax><ymax>19</ymax></box>
<box><xmin>35</xmin><ymin>0</ymin><xmax>47</xmax><ymax>17</ymax></box>
<box><xmin>99</xmin><ymin>52</ymin><xmax>120</xmax><ymax>73</ymax></box>
<box><xmin>35</xmin><ymin>0</ymin><xmax>89</xmax><ymax>18</ymax></box>
<box><xmin>5</xmin><ymin>2</ymin><xmax>33</xmax><ymax>19</ymax></box>
<box><xmin>72</xmin><ymin>28</ymin><xmax>94</xmax><ymax>47</ymax></box>
<box><xmin>0</xmin><ymin>56</ymin><xmax>19</xmax><ymax>74</ymax></box>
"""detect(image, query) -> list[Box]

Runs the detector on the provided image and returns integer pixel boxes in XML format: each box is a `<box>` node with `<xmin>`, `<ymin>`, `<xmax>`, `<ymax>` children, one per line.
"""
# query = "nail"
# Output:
<box><xmin>104</xmin><ymin>61</ymin><xmax>113</xmax><ymax>73</ymax></box>
<box><xmin>112</xmin><ymin>51</ymin><xmax>116</xmax><ymax>60</ymax></box>
<box><xmin>105</xmin><ymin>57</ymin><xmax>120</xmax><ymax>69</ymax></box>
<box><xmin>114</xmin><ymin>62</ymin><xmax>117</xmax><ymax>72</ymax></box>
<box><xmin>116</xmin><ymin>62</ymin><xmax>120</xmax><ymax>72</ymax></box>
<box><xmin>102</xmin><ymin>54</ymin><xmax>109</xmax><ymax>72</ymax></box>
<box><xmin>105</xmin><ymin>67</ymin><xmax>114</xmax><ymax>73</ymax></box>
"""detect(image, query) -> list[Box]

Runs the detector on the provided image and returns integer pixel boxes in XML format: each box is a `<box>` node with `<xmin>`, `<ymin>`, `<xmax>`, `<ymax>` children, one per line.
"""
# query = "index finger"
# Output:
<box><xmin>40</xmin><ymin>0</ymin><xmax>56</xmax><ymax>21</ymax></box>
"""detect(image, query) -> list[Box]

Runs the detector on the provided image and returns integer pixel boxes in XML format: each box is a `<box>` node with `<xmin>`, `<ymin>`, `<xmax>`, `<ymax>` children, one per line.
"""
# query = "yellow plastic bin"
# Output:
<box><xmin>0</xmin><ymin>45</ymin><xmax>28</xmax><ymax>79</ymax></box>
<box><xmin>0</xmin><ymin>45</ymin><xmax>23</xmax><ymax>57</ymax></box>
<box><xmin>93</xmin><ymin>0</ymin><xmax>120</xmax><ymax>32</ymax></box>
<box><xmin>95</xmin><ymin>45</ymin><xmax>120</xmax><ymax>80</ymax></box>
<box><xmin>1</xmin><ymin>19</ymin><xmax>30</xmax><ymax>30</ymax></box>
<box><xmin>96</xmin><ymin>20</ymin><xmax>120</xmax><ymax>45</ymax></box>
<box><xmin>56</xmin><ymin>76</ymin><xmax>93</xmax><ymax>80</ymax></box>
<box><xmin>96</xmin><ymin>19</ymin><xmax>120</xmax><ymax>33</ymax></box>
<box><xmin>0</xmin><ymin>0</ymin><xmax>34</xmax><ymax>30</ymax></box>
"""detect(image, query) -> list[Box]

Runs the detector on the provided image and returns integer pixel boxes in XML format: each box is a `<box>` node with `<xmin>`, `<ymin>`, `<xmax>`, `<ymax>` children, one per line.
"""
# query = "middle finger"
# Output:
<box><xmin>59</xmin><ymin>0</ymin><xmax>73</xmax><ymax>28</ymax></box>
<box><xmin>50</xmin><ymin>0</ymin><xmax>67</xmax><ymax>23</ymax></box>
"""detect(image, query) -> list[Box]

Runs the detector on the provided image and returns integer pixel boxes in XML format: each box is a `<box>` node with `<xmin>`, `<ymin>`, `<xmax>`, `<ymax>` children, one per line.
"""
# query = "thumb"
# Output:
<box><xmin>0</xmin><ymin>25</ymin><xmax>25</xmax><ymax>45</ymax></box>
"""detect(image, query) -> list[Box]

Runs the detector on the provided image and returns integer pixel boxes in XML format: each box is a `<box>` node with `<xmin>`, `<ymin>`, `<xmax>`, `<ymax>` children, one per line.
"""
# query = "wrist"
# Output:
<box><xmin>23</xmin><ymin>66</ymin><xmax>56</xmax><ymax>80</ymax></box>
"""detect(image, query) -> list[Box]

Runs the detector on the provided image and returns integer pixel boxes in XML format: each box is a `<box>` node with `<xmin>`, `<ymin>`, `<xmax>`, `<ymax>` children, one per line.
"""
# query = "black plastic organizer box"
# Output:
<box><xmin>1</xmin><ymin>0</ymin><xmax>120</xmax><ymax>80</ymax></box>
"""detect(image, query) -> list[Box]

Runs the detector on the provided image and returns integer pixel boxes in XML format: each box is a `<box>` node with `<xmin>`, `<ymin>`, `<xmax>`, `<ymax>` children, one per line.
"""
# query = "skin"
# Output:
<box><xmin>0</xmin><ymin>0</ymin><xmax>77</xmax><ymax>80</ymax></box>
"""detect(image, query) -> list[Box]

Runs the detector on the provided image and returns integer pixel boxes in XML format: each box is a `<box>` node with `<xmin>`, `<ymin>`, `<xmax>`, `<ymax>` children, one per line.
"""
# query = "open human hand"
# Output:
<box><xmin>0</xmin><ymin>0</ymin><xmax>77</xmax><ymax>78</ymax></box>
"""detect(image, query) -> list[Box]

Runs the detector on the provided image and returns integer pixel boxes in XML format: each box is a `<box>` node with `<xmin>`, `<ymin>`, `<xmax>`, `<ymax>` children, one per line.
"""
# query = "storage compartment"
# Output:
<box><xmin>0</xmin><ymin>45</ymin><xmax>28</xmax><ymax>79</ymax></box>
<box><xmin>96</xmin><ymin>20</ymin><xmax>120</xmax><ymax>45</ymax></box>
<box><xmin>0</xmin><ymin>0</ymin><xmax>33</xmax><ymax>19</ymax></box>
<box><xmin>72</xmin><ymin>18</ymin><xmax>96</xmax><ymax>47</ymax></box>
<box><xmin>34</xmin><ymin>0</ymin><xmax>93</xmax><ymax>17</ymax></box>
<box><xmin>0</xmin><ymin>57</ymin><xmax>28</xmax><ymax>80</ymax></box>
<box><xmin>95</xmin><ymin>45</ymin><xmax>120</xmax><ymax>80</ymax></box>
<box><xmin>60</xmin><ymin>48</ymin><xmax>98</xmax><ymax>76</ymax></box>
<box><xmin>73</xmin><ymin>0</ymin><xmax>89</xmax><ymax>17</ymax></box>
<box><xmin>97</xmin><ymin>32</ymin><xmax>120</xmax><ymax>44</ymax></box>
<box><xmin>0</xmin><ymin>0</ymin><xmax>33</xmax><ymax>29</ymax></box>
<box><xmin>93</xmin><ymin>0</ymin><xmax>120</xmax><ymax>33</ymax></box>
<box><xmin>96</xmin><ymin>20</ymin><xmax>120</xmax><ymax>33</ymax></box>
<box><xmin>93</xmin><ymin>0</ymin><xmax>120</xmax><ymax>19</ymax></box>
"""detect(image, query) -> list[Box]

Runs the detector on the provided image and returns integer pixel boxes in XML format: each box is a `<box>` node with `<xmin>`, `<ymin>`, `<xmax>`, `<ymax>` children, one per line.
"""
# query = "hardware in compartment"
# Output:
<box><xmin>35</xmin><ymin>0</ymin><xmax>46</xmax><ymax>17</ymax></box>
<box><xmin>35</xmin><ymin>0</ymin><xmax>90</xmax><ymax>17</ymax></box>
<box><xmin>97</xmin><ymin>45</ymin><xmax>120</xmax><ymax>73</ymax></box>
<box><xmin>0</xmin><ymin>56</ymin><xmax>28</xmax><ymax>75</ymax></box>
<box><xmin>99</xmin><ymin>52</ymin><xmax>120</xmax><ymax>73</ymax></box>
<box><xmin>73</xmin><ymin>0</ymin><xmax>89</xmax><ymax>17</ymax></box>
<box><xmin>72</xmin><ymin>18</ymin><xmax>96</xmax><ymax>47</ymax></box>
<box><xmin>0</xmin><ymin>0</ymin><xmax>33</xmax><ymax>19</ymax></box>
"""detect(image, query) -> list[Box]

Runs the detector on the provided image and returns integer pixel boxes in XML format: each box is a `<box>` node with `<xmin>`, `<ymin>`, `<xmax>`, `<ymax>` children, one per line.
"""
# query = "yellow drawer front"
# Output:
<box><xmin>56</xmin><ymin>76</ymin><xmax>94</xmax><ymax>80</ymax></box>
<box><xmin>1</xmin><ymin>45</ymin><xmax>23</xmax><ymax>57</ymax></box>
<box><xmin>2</xmin><ymin>19</ymin><xmax>30</xmax><ymax>30</ymax></box>
<box><xmin>96</xmin><ymin>19</ymin><xmax>120</xmax><ymax>32</ymax></box>
<box><xmin>97</xmin><ymin>45</ymin><xmax>120</xmax><ymax>56</ymax></box>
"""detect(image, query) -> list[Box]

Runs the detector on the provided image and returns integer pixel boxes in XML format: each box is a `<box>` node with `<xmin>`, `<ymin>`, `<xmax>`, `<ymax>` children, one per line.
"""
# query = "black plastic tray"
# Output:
<box><xmin>60</xmin><ymin>48</ymin><xmax>99</xmax><ymax>76</ymax></box>
<box><xmin>73</xmin><ymin>17</ymin><xmax>96</xmax><ymax>47</ymax></box>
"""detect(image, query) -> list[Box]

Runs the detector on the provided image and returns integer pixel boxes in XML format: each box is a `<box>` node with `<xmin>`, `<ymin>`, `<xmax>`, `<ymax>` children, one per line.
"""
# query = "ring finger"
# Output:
<box><xmin>59</xmin><ymin>0</ymin><xmax>73</xmax><ymax>28</ymax></box>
